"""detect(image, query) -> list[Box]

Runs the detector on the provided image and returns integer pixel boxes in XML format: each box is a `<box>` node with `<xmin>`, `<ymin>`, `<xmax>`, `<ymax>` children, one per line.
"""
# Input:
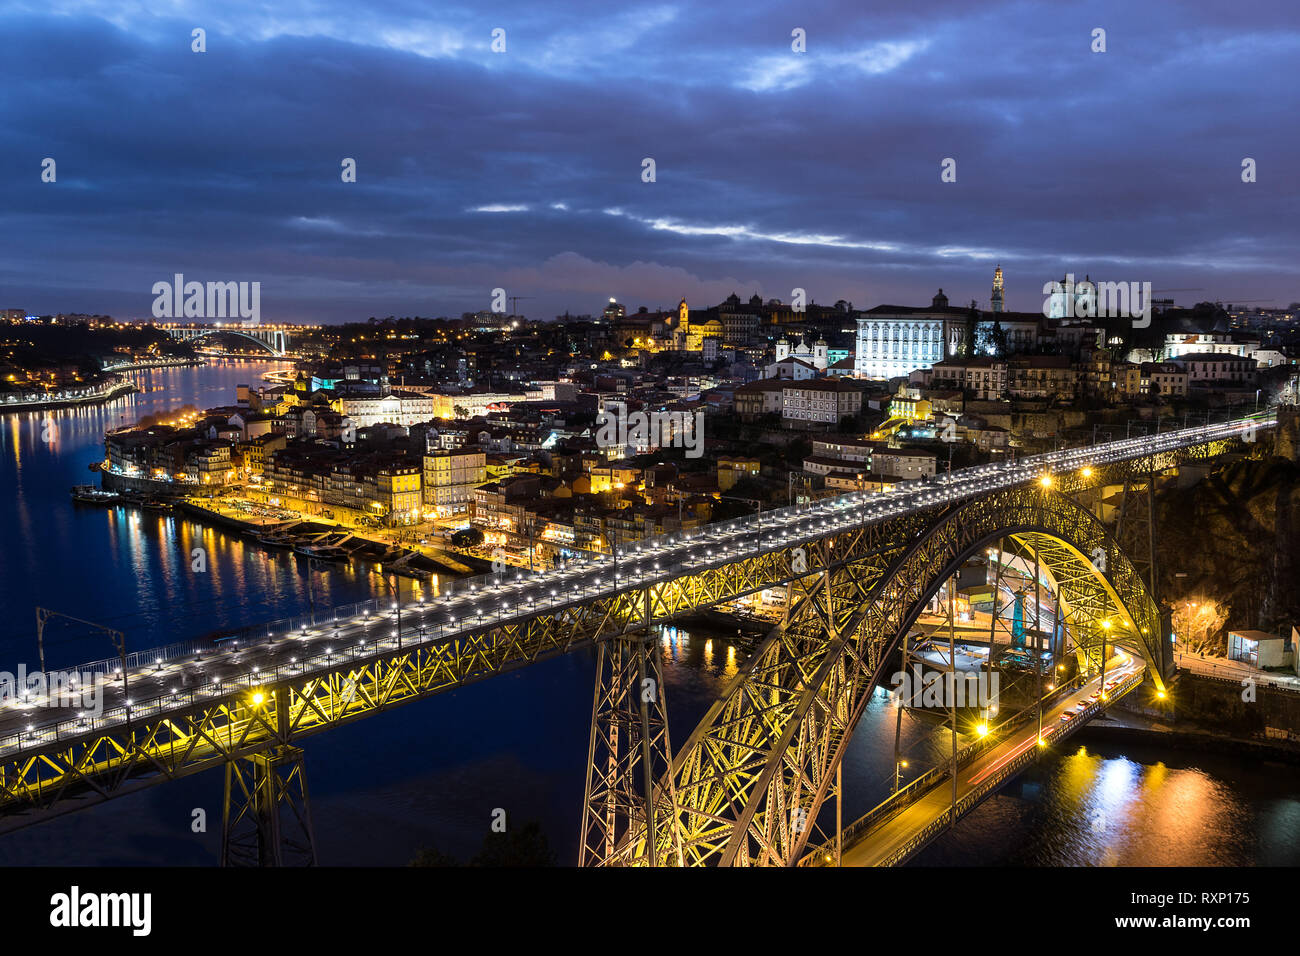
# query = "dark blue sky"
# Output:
<box><xmin>2</xmin><ymin>0</ymin><xmax>1297</xmax><ymax>323</ymax></box>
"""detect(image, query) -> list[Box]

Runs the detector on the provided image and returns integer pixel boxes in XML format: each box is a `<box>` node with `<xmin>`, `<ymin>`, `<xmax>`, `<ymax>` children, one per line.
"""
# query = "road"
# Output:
<box><xmin>838</xmin><ymin>652</ymin><xmax>1146</xmax><ymax>867</ymax></box>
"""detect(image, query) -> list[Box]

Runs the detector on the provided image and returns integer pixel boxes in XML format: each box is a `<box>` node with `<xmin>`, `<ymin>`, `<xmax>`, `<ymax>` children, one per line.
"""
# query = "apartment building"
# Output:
<box><xmin>422</xmin><ymin>446</ymin><xmax>488</xmax><ymax>518</ymax></box>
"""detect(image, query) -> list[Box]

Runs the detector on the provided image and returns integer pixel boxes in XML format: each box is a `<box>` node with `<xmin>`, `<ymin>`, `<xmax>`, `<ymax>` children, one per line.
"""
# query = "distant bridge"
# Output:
<box><xmin>160</xmin><ymin>325</ymin><xmax>289</xmax><ymax>356</ymax></box>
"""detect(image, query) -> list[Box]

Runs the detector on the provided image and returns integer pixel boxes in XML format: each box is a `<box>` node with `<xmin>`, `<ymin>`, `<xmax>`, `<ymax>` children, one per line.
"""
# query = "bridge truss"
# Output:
<box><xmin>0</xmin><ymin>424</ymin><xmax>1257</xmax><ymax>864</ymax></box>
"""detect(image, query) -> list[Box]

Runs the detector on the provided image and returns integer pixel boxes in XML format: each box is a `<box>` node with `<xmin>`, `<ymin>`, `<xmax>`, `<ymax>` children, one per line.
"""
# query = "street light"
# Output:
<box><xmin>893</xmin><ymin>758</ymin><xmax>909</xmax><ymax>793</ymax></box>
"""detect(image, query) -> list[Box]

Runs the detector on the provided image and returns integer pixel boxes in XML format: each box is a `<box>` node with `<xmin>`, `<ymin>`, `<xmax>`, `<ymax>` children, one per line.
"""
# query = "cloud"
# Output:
<box><xmin>0</xmin><ymin>0</ymin><xmax>1296</xmax><ymax>321</ymax></box>
<box><xmin>469</xmin><ymin>204</ymin><xmax>530</xmax><ymax>213</ymax></box>
<box><xmin>739</xmin><ymin>38</ymin><xmax>930</xmax><ymax>92</ymax></box>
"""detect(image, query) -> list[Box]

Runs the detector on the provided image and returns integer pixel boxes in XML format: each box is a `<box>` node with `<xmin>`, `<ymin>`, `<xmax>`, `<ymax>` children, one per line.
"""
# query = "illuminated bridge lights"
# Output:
<box><xmin>0</xmin><ymin>413</ymin><xmax>1277</xmax><ymax>856</ymax></box>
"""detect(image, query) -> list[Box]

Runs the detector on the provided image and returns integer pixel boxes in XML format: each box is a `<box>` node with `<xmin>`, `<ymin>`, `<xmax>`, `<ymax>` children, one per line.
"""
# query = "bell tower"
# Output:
<box><xmin>991</xmin><ymin>265</ymin><xmax>1004</xmax><ymax>313</ymax></box>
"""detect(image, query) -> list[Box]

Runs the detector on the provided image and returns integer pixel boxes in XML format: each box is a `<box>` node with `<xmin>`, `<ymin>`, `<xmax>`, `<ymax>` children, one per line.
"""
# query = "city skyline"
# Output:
<box><xmin>3</xmin><ymin>0</ymin><xmax>1299</xmax><ymax>323</ymax></box>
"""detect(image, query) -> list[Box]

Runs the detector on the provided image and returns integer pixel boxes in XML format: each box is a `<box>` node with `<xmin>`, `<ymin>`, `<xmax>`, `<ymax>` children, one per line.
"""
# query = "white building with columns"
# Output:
<box><xmin>854</xmin><ymin>290</ymin><xmax>968</xmax><ymax>380</ymax></box>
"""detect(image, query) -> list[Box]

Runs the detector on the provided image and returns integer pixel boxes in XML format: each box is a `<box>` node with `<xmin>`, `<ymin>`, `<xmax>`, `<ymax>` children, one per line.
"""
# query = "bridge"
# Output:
<box><xmin>0</xmin><ymin>410</ymin><xmax>1276</xmax><ymax>865</ymax></box>
<box><xmin>160</xmin><ymin>324</ymin><xmax>290</xmax><ymax>356</ymax></box>
<box><xmin>803</xmin><ymin>651</ymin><xmax>1147</xmax><ymax>867</ymax></box>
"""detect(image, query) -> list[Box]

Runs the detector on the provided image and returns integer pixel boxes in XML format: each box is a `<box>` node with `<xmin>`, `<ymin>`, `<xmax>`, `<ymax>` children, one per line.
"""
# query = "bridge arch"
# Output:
<box><xmin>661</xmin><ymin>484</ymin><xmax>1169</xmax><ymax>867</ymax></box>
<box><xmin>166</xmin><ymin>327</ymin><xmax>286</xmax><ymax>355</ymax></box>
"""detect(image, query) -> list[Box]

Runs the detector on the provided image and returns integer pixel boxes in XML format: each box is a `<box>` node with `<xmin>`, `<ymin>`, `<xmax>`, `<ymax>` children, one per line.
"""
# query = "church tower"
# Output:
<box><xmin>678</xmin><ymin>297</ymin><xmax>689</xmax><ymax>333</ymax></box>
<box><xmin>991</xmin><ymin>265</ymin><xmax>1004</xmax><ymax>313</ymax></box>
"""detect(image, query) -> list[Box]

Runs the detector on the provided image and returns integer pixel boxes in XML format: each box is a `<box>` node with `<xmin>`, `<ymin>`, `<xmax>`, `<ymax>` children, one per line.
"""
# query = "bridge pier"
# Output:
<box><xmin>220</xmin><ymin>745</ymin><xmax>318</xmax><ymax>867</ymax></box>
<box><xmin>579</xmin><ymin>629</ymin><xmax>682</xmax><ymax>867</ymax></box>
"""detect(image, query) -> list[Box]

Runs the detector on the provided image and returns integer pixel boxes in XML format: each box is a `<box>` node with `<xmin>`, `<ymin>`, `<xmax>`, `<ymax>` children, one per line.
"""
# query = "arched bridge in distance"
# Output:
<box><xmin>0</xmin><ymin>410</ymin><xmax>1279</xmax><ymax>865</ymax></box>
<box><xmin>159</xmin><ymin>324</ymin><xmax>290</xmax><ymax>356</ymax></box>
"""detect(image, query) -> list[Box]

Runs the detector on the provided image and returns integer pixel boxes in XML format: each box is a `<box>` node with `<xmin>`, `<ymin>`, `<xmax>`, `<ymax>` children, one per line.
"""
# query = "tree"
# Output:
<box><xmin>470</xmin><ymin>821</ymin><xmax>557</xmax><ymax>866</ymax></box>
<box><xmin>451</xmin><ymin>527</ymin><xmax>484</xmax><ymax>548</ymax></box>
<box><xmin>1172</xmin><ymin>599</ymin><xmax>1228</xmax><ymax>655</ymax></box>
<box><xmin>409</xmin><ymin>846</ymin><xmax>459</xmax><ymax>866</ymax></box>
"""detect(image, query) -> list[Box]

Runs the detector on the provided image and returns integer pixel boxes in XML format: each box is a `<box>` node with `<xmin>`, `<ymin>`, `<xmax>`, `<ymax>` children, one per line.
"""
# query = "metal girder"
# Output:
<box><xmin>221</xmin><ymin>744</ymin><xmax>316</xmax><ymax>866</ymax></box>
<box><xmin>650</xmin><ymin>485</ymin><xmax>1166</xmax><ymax>867</ymax></box>
<box><xmin>579</xmin><ymin>629</ymin><xmax>683</xmax><ymax>867</ymax></box>
<box><xmin>0</xmin><ymin>589</ymin><xmax>646</xmax><ymax>829</ymax></box>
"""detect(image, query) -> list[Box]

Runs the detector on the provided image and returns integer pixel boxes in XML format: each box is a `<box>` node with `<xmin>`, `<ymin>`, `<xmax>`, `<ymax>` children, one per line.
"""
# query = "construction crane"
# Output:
<box><xmin>508</xmin><ymin>296</ymin><xmax>534</xmax><ymax>315</ymax></box>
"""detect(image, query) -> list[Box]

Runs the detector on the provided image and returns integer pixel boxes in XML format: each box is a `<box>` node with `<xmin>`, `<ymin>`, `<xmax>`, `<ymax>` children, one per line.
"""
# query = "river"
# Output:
<box><xmin>0</xmin><ymin>359</ymin><xmax>1295</xmax><ymax>865</ymax></box>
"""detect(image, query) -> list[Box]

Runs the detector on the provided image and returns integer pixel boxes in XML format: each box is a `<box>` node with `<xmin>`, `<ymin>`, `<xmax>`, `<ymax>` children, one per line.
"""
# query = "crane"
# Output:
<box><xmin>508</xmin><ymin>296</ymin><xmax>534</xmax><ymax>315</ymax></box>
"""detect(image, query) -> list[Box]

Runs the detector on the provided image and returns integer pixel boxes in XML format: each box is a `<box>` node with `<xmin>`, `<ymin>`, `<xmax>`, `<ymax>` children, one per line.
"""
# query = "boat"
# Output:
<box><xmin>70</xmin><ymin>485</ymin><xmax>120</xmax><ymax>505</ymax></box>
<box><xmin>294</xmin><ymin>544</ymin><xmax>350</xmax><ymax>563</ymax></box>
<box><xmin>256</xmin><ymin>533</ymin><xmax>297</xmax><ymax>549</ymax></box>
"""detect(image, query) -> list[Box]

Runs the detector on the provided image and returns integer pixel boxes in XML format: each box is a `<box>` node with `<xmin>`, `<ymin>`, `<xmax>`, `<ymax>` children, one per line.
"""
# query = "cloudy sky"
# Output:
<box><xmin>2</xmin><ymin>0</ymin><xmax>1297</xmax><ymax>323</ymax></box>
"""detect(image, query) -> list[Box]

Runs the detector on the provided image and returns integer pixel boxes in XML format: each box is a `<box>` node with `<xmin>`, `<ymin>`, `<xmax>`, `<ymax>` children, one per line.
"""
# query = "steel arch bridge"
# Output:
<box><xmin>161</xmin><ymin>325</ymin><xmax>288</xmax><ymax>356</ymax></box>
<box><xmin>0</xmin><ymin>413</ymin><xmax>1273</xmax><ymax>864</ymax></box>
<box><xmin>629</xmin><ymin>484</ymin><xmax>1163</xmax><ymax>868</ymax></box>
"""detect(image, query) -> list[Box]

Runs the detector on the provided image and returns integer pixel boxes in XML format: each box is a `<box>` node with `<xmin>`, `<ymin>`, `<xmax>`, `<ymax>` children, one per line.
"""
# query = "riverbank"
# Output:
<box><xmin>174</xmin><ymin>498</ymin><xmax>483</xmax><ymax>579</ymax></box>
<box><xmin>0</xmin><ymin>378</ymin><xmax>136</xmax><ymax>413</ymax></box>
<box><xmin>1081</xmin><ymin>707</ymin><xmax>1300</xmax><ymax>764</ymax></box>
<box><xmin>100</xmin><ymin>358</ymin><xmax>205</xmax><ymax>373</ymax></box>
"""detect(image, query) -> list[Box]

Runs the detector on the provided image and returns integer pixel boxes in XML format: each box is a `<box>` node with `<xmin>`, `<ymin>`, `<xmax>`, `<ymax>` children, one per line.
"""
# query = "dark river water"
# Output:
<box><xmin>0</xmin><ymin>359</ymin><xmax>1295</xmax><ymax>865</ymax></box>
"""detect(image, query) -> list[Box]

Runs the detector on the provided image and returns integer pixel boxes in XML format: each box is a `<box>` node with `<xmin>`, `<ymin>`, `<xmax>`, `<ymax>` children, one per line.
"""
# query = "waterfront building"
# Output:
<box><xmin>422</xmin><ymin>446</ymin><xmax>488</xmax><ymax>519</ymax></box>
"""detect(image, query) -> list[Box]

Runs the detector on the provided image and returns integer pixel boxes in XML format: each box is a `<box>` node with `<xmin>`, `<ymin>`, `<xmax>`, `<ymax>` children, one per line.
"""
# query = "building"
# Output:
<box><xmin>923</xmin><ymin>358</ymin><xmax>1008</xmax><ymax>401</ymax></box>
<box><xmin>734</xmin><ymin>379</ymin><xmax>786</xmax><ymax>420</ymax></box>
<box><xmin>1227</xmin><ymin>629</ymin><xmax>1291</xmax><ymax>669</ymax></box>
<box><xmin>1170</xmin><ymin>352</ymin><xmax>1257</xmax><ymax>387</ymax></box>
<box><xmin>325</xmin><ymin>460</ymin><xmax>422</xmax><ymax>523</ymax></box>
<box><xmin>185</xmin><ymin>441</ymin><xmax>233</xmax><ymax>486</ymax></box>
<box><xmin>1140</xmin><ymin>362</ymin><xmax>1189</xmax><ymax>399</ymax></box>
<box><xmin>855</xmin><ymin>290</ymin><xmax>965</xmax><ymax>380</ymax></box>
<box><xmin>717</xmin><ymin>456</ymin><xmax>760</xmax><ymax>492</ymax></box>
<box><xmin>774</xmin><ymin>336</ymin><xmax>829</xmax><ymax>371</ymax></box>
<box><xmin>872</xmin><ymin>446</ymin><xmax>937</xmax><ymax>480</ymax></box>
<box><xmin>1163</xmin><ymin>332</ymin><xmax>1255</xmax><ymax>360</ymax></box>
<box><xmin>422</xmin><ymin>446</ymin><xmax>487</xmax><ymax>519</ymax></box>
<box><xmin>810</xmin><ymin>436</ymin><xmax>874</xmax><ymax>465</ymax></box>
<box><xmin>333</xmin><ymin>391</ymin><xmax>436</xmax><ymax>428</ymax></box>
<box><xmin>1007</xmin><ymin>355</ymin><xmax>1078</xmax><ymax>401</ymax></box>
<box><xmin>781</xmin><ymin>378</ymin><xmax>865</xmax><ymax>427</ymax></box>
<box><xmin>764</xmin><ymin>356</ymin><xmax>818</xmax><ymax>380</ymax></box>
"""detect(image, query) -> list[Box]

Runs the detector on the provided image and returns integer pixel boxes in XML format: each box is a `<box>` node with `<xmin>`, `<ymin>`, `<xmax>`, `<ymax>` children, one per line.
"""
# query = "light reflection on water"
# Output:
<box><xmin>913</xmin><ymin>740</ymin><xmax>1300</xmax><ymax>867</ymax></box>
